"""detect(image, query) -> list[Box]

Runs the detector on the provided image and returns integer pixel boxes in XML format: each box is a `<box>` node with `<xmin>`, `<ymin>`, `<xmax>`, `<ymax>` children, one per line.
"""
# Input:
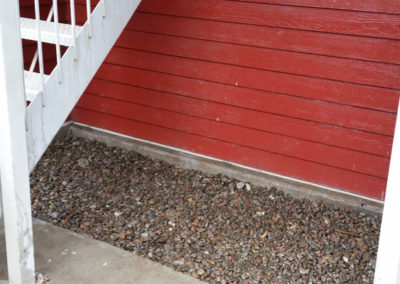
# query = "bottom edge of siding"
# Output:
<box><xmin>64</xmin><ymin>121</ymin><xmax>383</xmax><ymax>215</ymax></box>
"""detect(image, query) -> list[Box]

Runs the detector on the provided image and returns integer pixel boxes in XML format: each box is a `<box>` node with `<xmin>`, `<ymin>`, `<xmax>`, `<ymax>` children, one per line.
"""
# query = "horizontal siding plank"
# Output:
<box><xmin>20</xmin><ymin>4</ymin><xmax>53</xmax><ymax>19</ymax></box>
<box><xmin>139</xmin><ymin>0</ymin><xmax>400</xmax><ymax>40</ymax></box>
<box><xmin>20</xmin><ymin>0</ymin><xmax>51</xmax><ymax>7</ymax></box>
<box><xmin>94</xmin><ymin>65</ymin><xmax>395</xmax><ymax>154</ymax></box>
<box><xmin>61</xmin><ymin>2</ymin><xmax>97</xmax><ymax>25</ymax></box>
<box><xmin>128</xmin><ymin>13</ymin><xmax>400</xmax><ymax>65</ymax></box>
<box><xmin>71</xmin><ymin>107</ymin><xmax>387</xmax><ymax>199</ymax></box>
<box><xmin>103</xmin><ymin>52</ymin><xmax>397</xmax><ymax>135</ymax></box>
<box><xmin>105</xmin><ymin>47</ymin><xmax>400</xmax><ymax>114</ymax></box>
<box><xmin>23</xmin><ymin>42</ymin><xmax>59</xmax><ymax>59</ymax></box>
<box><xmin>86</xmin><ymin>77</ymin><xmax>393</xmax><ymax>157</ymax></box>
<box><xmin>66</xmin><ymin>0</ymin><xmax>99</xmax><ymax>5</ymax></box>
<box><xmin>229</xmin><ymin>0</ymin><xmax>400</xmax><ymax>14</ymax></box>
<box><xmin>116</xmin><ymin>30</ymin><xmax>400</xmax><ymax>89</ymax></box>
<box><xmin>76</xmin><ymin>94</ymin><xmax>389</xmax><ymax>178</ymax></box>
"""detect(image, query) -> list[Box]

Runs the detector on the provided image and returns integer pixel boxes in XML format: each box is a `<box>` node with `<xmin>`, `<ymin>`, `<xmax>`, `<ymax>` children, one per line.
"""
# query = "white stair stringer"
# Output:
<box><xmin>24</xmin><ymin>71</ymin><xmax>49</xmax><ymax>102</ymax></box>
<box><xmin>25</xmin><ymin>0</ymin><xmax>142</xmax><ymax>172</ymax></box>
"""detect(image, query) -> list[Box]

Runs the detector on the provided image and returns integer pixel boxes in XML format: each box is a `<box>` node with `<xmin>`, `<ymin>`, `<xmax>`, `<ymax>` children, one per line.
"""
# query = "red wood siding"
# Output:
<box><xmin>70</xmin><ymin>0</ymin><xmax>400</xmax><ymax>200</ymax></box>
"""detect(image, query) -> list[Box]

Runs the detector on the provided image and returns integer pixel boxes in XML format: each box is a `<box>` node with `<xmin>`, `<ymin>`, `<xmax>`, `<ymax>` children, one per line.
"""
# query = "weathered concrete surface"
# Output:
<box><xmin>0</xmin><ymin>218</ymin><xmax>204</xmax><ymax>284</ymax></box>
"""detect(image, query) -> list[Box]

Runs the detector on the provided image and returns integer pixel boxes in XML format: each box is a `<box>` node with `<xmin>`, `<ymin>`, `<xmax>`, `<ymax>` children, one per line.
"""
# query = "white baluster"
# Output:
<box><xmin>70</xmin><ymin>0</ymin><xmax>77</xmax><ymax>59</ymax></box>
<box><xmin>28</xmin><ymin>6</ymin><xmax>54</xmax><ymax>76</ymax></box>
<box><xmin>86</xmin><ymin>0</ymin><xmax>92</xmax><ymax>37</ymax></box>
<box><xmin>33</xmin><ymin>0</ymin><xmax>46</xmax><ymax>107</ymax></box>
<box><xmin>53</xmin><ymin>0</ymin><xmax>62</xmax><ymax>83</ymax></box>
<box><xmin>101</xmin><ymin>0</ymin><xmax>106</xmax><ymax>17</ymax></box>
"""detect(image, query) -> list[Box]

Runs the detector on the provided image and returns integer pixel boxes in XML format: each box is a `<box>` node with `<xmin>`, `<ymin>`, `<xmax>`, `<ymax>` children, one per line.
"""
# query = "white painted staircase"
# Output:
<box><xmin>0</xmin><ymin>0</ymin><xmax>141</xmax><ymax>283</ymax></box>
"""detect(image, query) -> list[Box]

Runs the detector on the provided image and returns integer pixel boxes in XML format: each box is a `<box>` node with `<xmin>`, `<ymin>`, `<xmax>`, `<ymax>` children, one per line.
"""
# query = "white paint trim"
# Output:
<box><xmin>0</xmin><ymin>183</ymin><xmax>2</xmax><ymax>220</ymax></box>
<box><xmin>374</xmin><ymin>100</ymin><xmax>400</xmax><ymax>283</ymax></box>
<box><xmin>0</xmin><ymin>1</ymin><xmax>35</xmax><ymax>282</ymax></box>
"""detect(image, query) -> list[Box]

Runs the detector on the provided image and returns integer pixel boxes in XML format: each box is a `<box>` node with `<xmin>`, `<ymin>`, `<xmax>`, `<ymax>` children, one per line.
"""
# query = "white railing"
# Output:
<box><xmin>28</xmin><ymin>7</ymin><xmax>53</xmax><ymax>75</ymax></box>
<box><xmin>2</xmin><ymin>0</ymin><xmax>142</xmax><ymax>282</ymax></box>
<box><xmin>86</xmin><ymin>0</ymin><xmax>92</xmax><ymax>37</ymax></box>
<box><xmin>26</xmin><ymin>0</ymin><xmax>93</xmax><ymax>106</ymax></box>
<box><xmin>1</xmin><ymin>1</ymin><xmax>94</xmax><ymax>283</ymax></box>
<box><xmin>33</xmin><ymin>0</ymin><xmax>45</xmax><ymax>106</ymax></box>
<box><xmin>70</xmin><ymin>0</ymin><xmax>77</xmax><ymax>58</ymax></box>
<box><xmin>53</xmin><ymin>0</ymin><xmax>62</xmax><ymax>82</ymax></box>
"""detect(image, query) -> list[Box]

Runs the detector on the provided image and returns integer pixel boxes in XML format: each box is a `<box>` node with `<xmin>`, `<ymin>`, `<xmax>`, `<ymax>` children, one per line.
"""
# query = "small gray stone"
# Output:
<box><xmin>172</xmin><ymin>260</ymin><xmax>184</xmax><ymax>266</ymax></box>
<box><xmin>77</xmin><ymin>158</ymin><xmax>89</xmax><ymax>168</ymax></box>
<box><xmin>197</xmin><ymin>268</ymin><xmax>205</xmax><ymax>275</ymax></box>
<box><xmin>50</xmin><ymin>212</ymin><xmax>58</xmax><ymax>219</ymax></box>
<box><xmin>299</xmin><ymin>268</ymin><xmax>309</xmax><ymax>275</ymax></box>
<box><xmin>236</xmin><ymin>182</ymin><xmax>245</xmax><ymax>189</ymax></box>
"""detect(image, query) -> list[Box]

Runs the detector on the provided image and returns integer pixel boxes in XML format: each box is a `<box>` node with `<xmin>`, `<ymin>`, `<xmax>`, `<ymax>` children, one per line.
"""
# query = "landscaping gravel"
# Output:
<box><xmin>30</xmin><ymin>135</ymin><xmax>381</xmax><ymax>283</ymax></box>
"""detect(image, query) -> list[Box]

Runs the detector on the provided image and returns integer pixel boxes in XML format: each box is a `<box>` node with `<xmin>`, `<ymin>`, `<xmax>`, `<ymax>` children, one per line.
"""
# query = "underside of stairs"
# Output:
<box><xmin>24</xmin><ymin>0</ymin><xmax>141</xmax><ymax>172</ymax></box>
<box><xmin>0</xmin><ymin>0</ymin><xmax>141</xmax><ymax>283</ymax></box>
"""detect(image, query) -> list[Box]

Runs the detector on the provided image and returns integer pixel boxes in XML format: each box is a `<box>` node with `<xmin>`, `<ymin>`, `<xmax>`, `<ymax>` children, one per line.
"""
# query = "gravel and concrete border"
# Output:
<box><xmin>0</xmin><ymin>218</ymin><xmax>204</xmax><ymax>284</ymax></box>
<box><xmin>28</xmin><ymin>132</ymin><xmax>381</xmax><ymax>283</ymax></box>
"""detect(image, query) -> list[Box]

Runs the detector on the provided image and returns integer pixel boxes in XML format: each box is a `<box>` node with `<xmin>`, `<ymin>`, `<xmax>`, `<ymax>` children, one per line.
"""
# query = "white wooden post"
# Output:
<box><xmin>374</xmin><ymin>99</ymin><xmax>400</xmax><ymax>283</ymax></box>
<box><xmin>0</xmin><ymin>183</ymin><xmax>2</xmax><ymax>220</ymax></box>
<box><xmin>0</xmin><ymin>0</ymin><xmax>35</xmax><ymax>283</ymax></box>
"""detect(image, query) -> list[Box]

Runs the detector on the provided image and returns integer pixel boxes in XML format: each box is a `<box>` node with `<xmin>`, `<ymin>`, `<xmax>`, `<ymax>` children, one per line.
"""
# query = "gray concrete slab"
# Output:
<box><xmin>1</xmin><ymin>218</ymin><xmax>204</xmax><ymax>284</ymax></box>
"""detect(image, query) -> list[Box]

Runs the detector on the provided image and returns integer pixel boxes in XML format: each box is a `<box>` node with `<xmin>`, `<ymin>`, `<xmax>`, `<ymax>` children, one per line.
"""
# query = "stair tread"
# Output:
<box><xmin>24</xmin><ymin>71</ymin><xmax>49</xmax><ymax>102</ymax></box>
<box><xmin>20</xmin><ymin>17</ymin><xmax>82</xmax><ymax>46</ymax></box>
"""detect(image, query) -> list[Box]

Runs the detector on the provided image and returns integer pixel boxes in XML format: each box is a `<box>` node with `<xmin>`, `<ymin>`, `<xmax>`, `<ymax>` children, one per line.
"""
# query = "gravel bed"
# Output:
<box><xmin>30</xmin><ymin>135</ymin><xmax>381</xmax><ymax>283</ymax></box>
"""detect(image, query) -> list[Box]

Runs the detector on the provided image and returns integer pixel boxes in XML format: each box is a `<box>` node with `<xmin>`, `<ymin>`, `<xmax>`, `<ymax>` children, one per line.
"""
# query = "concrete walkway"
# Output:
<box><xmin>0</xmin><ymin>218</ymin><xmax>204</xmax><ymax>284</ymax></box>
